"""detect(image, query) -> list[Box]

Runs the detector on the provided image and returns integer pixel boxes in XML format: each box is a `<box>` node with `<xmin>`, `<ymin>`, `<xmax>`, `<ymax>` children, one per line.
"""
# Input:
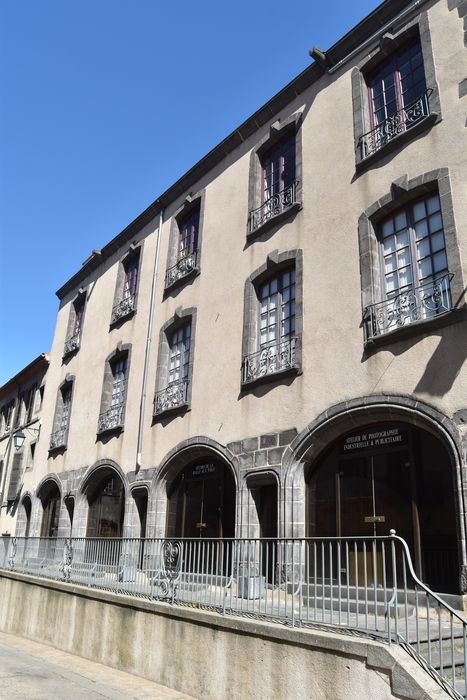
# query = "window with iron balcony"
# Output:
<box><xmin>247</xmin><ymin>115</ymin><xmax>302</xmax><ymax>239</ymax></box>
<box><xmin>360</xmin><ymin>40</ymin><xmax>433</xmax><ymax>161</ymax></box>
<box><xmin>50</xmin><ymin>380</ymin><xmax>73</xmax><ymax>451</ymax></box>
<box><xmin>63</xmin><ymin>294</ymin><xmax>85</xmax><ymax>357</ymax></box>
<box><xmin>110</xmin><ymin>248</ymin><xmax>141</xmax><ymax>325</ymax></box>
<box><xmin>23</xmin><ymin>384</ymin><xmax>36</xmax><ymax>425</ymax></box>
<box><xmin>98</xmin><ymin>347</ymin><xmax>130</xmax><ymax>434</ymax></box>
<box><xmin>0</xmin><ymin>401</ymin><xmax>15</xmax><ymax>436</ymax></box>
<box><xmin>352</xmin><ymin>19</ymin><xmax>441</xmax><ymax>169</ymax></box>
<box><xmin>358</xmin><ymin>170</ymin><xmax>464</xmax><ymax>348</ymax></box>
<box><xmin>364</xmin><ymin>194</ymin><xmax>452</xmax><ymax>342</ymax></box>
<box><xmin>248</xmin><ymin>132</ymin><xmax>299</xmax><ymax>236</ymax></box>
<box><xmin>154</xmin><ymin>322</ymin><xmax>191</xmax><ymax>416</ymax></box>
<box><xmin>154</xmin><ymin>308</ymin><xmax>196</xmax><ymax>417</ymax></box>
<box><xmin>242</xmin><ymin>252</ymin><xmax>303</xmax><ymax>387</ymax></box>
<box><xmin>164</xmin><ymin>197</ymin><xmax>203</xmax><ymax>292</ymax></box>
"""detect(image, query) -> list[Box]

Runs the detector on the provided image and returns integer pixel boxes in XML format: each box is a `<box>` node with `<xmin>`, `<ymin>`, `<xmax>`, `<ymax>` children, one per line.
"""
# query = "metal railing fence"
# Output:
<box><xmin>0</xmin><ymin>533</ymin><xmax>465</xmax><ymax>699</ymax></box>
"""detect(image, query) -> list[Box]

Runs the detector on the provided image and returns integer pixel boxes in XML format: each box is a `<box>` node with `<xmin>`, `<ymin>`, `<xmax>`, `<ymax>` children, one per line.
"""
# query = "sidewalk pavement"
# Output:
<box><xmin>0</xmin><ymin>630</ymin><xmax>195</xmax><ymax>699</ymax></box>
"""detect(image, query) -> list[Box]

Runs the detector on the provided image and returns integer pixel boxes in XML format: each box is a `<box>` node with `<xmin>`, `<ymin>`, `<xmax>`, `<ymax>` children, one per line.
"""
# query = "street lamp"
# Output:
<box><xmin>13</xmin><ymin>430</ymin><xmax>26</xmax><ymax>450</ymax></box>
<box><xmin>13</xmin><ymin>425</ymin><xmax>40</xmax><ymax>450</ymax></box>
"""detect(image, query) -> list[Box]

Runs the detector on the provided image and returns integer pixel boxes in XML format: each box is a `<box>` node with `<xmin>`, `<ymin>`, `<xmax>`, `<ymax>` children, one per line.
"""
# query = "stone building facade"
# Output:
<box><xmin>1</xmin><ymin>0</ymin><xmax>466</xmax><ymax>596</ymax></box>
<box><xmin>0</xmin><ymin>355</ymin><xmax>49</xmax><ymax>536</ymax></box>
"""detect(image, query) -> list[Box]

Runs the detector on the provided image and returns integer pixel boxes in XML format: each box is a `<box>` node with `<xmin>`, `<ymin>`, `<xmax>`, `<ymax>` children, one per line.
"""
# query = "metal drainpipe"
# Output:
<box><xmin>136</xmin><ymin>206</ymin><xmax>164</xmax><ymax>472</ymax></box>
<box><xmin>327</xmin><ymin>0</ymin><xmax>425</xmax><ymax>75</ymax></box>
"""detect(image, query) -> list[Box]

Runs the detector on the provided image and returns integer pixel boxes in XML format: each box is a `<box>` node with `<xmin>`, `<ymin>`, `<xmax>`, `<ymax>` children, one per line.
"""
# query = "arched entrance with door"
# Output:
<box><xmin>84</xmin><ymin>467</ymin><xmax>125</xmax><ymax>538</ymax></box>
<box><xmin>166</xmin><ymin>458</ymin><xmax>236</xmax><ymax>539</ymax></box>
<box><xmin>38</xmin><ymin>480</ymin><xmax>61</xmax><ymax>538</ymax></box>
<box><xmin>294</xmin><ymin>399</ymin><xmax>465</xmax><ymax>595</ymax></box>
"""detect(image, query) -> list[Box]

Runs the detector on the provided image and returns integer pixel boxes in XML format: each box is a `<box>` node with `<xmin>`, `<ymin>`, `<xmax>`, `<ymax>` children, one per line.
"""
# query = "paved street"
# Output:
<box><xmin>0</xmin><ymin>630</ymin><xmax>194</xmax><ymax>699</ymax></box>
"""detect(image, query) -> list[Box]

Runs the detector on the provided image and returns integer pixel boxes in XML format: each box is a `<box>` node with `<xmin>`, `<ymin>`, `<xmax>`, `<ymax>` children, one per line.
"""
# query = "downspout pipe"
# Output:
<box><xmin>136</xmin><ymin>206</ymin><xmax>164</xmax><ymax>472</ymax></box>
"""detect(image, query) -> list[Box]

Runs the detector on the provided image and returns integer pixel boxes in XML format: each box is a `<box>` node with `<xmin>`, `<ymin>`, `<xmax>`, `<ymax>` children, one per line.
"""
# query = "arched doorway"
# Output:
<box><xmin>247</xmin><ymin>473</ymin><xmax>278</xmax><ymax>582</ymax></box>
<box><xmin>166</xmin><ymin>459</ymin><xmax>235</xmax><ymax>539</ymax></box>
<box><xmin>85</xmin><ymin>470</ymin><xmax>125</xmax><ymax>538</ymax></box>
<box><xmin>39</xmin><ymin>481</ymin><xmax>61</xmax><ymax>537</ymax></box>
<box><xmin>307</xmin><ymin>422</ymin><xmax>459</xmax><ymax>592</ymax></box>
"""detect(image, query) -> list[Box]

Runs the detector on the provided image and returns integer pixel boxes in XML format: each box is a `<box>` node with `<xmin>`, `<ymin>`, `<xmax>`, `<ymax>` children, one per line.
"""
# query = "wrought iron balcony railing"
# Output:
<box><xmin>49</xmin><ymin>427</ymin><xmax>68</xmax><ymax>450</ymax></box>
<box><xmin>97</xmin><ymin>404</ymin><xmax>124</xmax><ymax>433</ymax></box>
<box><xmin>63</xmin><ymin>332</ymin><xmax>80</xmax><ymax>357</ymax></box>
<box><xmin>165</xmin><ymin>250</ymin><xmax>198</xmax><ymax>290</ymax></box>
<box><xmin>247</xmin><ymin>180</ymin><xmax>299</xmax><ymax>235</ymax></box>
<box><xmin>242</xmin><ymin>336</ymin><xmax>299</xmax><ymax>385</ymax></box>
<box><xmin>358</xmin><ymin>90</ymin><xmax>433</xmax><ymax>160</ymax></box>
<box><xmin>111</xmin><ymin>293</ymin><xmax>136</xmax><ymax>325</ymax></box>
<box><xmin>364</xmin><ymin>273</ymin><xmax>453</xmax><ymax>341</ymax></box>
<box><xmin>154</xmin><ymin>379</ymin><xmax>188</xmax><ymax>416</ymax></box>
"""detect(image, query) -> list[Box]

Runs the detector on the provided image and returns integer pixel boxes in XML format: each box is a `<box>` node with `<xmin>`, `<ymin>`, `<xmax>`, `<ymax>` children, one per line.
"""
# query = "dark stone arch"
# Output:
<box><xmin>36</xmin><ymin>476</ymin><xmax>62</xmax><ymax>538</ymax></box>
<box><xmin>283</xmin><ymin>394</ymin><xmax>466</xmax><ymax>590</ymax></box>
<box><xmin>81</xmin><ymin>459</ymin><xmax>127</xmax><ymax>538</ymax></box>
<box><xmin>15</xmin><ymin>491</ymin><xmax>33</xmax><ymax>537</ymax></box>
<box><xmin>152</xmin><ymin>437</ymin><xmax>239</xmax><ymax>538</ymax></box>
<box><xmin>81</xmin><ymin>459</ymin><xmax>128</xmax><ymax>498</ymax></box>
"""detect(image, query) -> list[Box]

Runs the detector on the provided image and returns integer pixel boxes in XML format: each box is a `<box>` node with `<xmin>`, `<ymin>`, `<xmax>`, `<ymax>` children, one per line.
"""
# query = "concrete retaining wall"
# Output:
<box><xmin>0</xmin><ymin>571</ymin><xmax>446</xmax><ymax>700</ymax></box>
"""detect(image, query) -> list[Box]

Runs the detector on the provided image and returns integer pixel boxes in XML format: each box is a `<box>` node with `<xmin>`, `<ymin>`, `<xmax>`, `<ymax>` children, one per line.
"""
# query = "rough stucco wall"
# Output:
<box><xmin>0</xmin><ymin>572</ymin><xmax>447</xmax><ymax>700</ymax></box>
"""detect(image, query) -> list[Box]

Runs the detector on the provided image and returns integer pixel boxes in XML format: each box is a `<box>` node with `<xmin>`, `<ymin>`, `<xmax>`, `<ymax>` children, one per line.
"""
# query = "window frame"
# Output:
<box><xmin>241</xmin><ymin>250</ymin><xmax>303</xmax><ymax>388</ymax></box>
<box><xmin>358</xmin><ymin>169</ymin><xmax>464</xmax><ymax>347</ymax></box>
<box><xmin>49</xmin><ymin>376</ymin><xmax>75</xmax><ymax>452</ymax></box>
<box><xmin>153</xmin><ymin>308</ymin><xmax>197</xmax><ymax>417</ymax></box>
<box><xmin>97</xmin><ymin>344</ymin><xmax>132</xmax><ymax>435</ymax></box>
<box><xmin>247</xmin><ymin>114</ymin><xmax>303</xmax><ymax>239</ymax></box>
<box><xmin>164</xmin><ymin>192</ymin><xmax>205</xmax><ymax>293</ymax></box>
<box><xmin>351</xmin><ymin>14</ymin><xmax>441</xmax><ymax>169</ymax></box>
<box><xmin>110</xmin><ymin>245</ymin><xmax>142</xmax><ymax>327</ymax></box>
<box><xmin>63</xmin><ymin>289</ymin><xmax>87</xmax><ymax>358</ymax></box>
<box><xmin>1</xmin><ymin>400</ymin><xmax>15</xmax><ymax>436</ymax></box>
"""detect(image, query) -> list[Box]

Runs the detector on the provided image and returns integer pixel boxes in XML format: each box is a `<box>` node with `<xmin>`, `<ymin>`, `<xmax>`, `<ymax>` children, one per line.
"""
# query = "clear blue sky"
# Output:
<box><xmin>0</xmin><ymin>0</ymin><xmax>380</xmax><ymax>386</ymax></box>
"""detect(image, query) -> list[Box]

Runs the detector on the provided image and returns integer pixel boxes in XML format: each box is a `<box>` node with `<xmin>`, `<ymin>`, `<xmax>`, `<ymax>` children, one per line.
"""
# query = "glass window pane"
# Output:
<box><xmin>384</xmin><ymin>253</ymin><xmax>396</xmax><ymax>273</ymax></box>
<box><xmin>426</xmin><ymin>195</ymin><xmax>440</xmax><ymax>215</ymax></box>
<box><xmin>385</xmin><ymin>273</ymin><xmax>397</xmax><ymax>292</ymax></box>
<box><xmin>381</xmin><ymin>219</ymin><xmax>394</xmax><ymax>238</ymax></box>
<box><xmin>418</xmin><ymin>257</ymin><xmax>433</xmax><ymax>279</ymax></box>
<box><xmin>394</xmin><ymin>211</ymin><xmax>407</xmax><ymax>231</ymax></box>
<box><xmin>433</xmin><ymin>250</ymin><xmax>448</xmax><ymax>273</ymax></box>
<box><xmin>396</xmin><ymin>230</ymin><xmax>409</xmax><ymax>249</ymax></box>
<box><xmin>414</xmin><ymin>219</ymin><xmax>429</xmax><ymax>240</ymax></box>
<box><xmin>383</xmin><ymin>236</ymin><xmax>396</xmax><ymax>254</ymax></box>
<box><xmin>397</xmin><ymin>247</ymin><xmax>411</xmax><ymax>268</ymax></box>
<box><xmin>428</xmin><ymin>212</ymin><xmax>443</xmax><ymax>233</ymax></box>
<box><xmin>399</xmin><ymin>266</ymin><xmax>413</xmax><ymax>287</ymax></box>
<box><xmin>270</xmin><ymin>279</ymin><xmax>277</xmax><ymax>294</ymax></box>
<box><xmin>412</xmin><ymin>201</ymin><xmax>426</xmax><ymax>222</ymax></box>
<box><xmin>416</xmin><ymin>238</ymin><xmax>431</xmax><ymax>259</ymax></box>
<box><xmin>431</xmin><ymin>231</ymin><xmax>445</xmax><ymax>253</ymax></box>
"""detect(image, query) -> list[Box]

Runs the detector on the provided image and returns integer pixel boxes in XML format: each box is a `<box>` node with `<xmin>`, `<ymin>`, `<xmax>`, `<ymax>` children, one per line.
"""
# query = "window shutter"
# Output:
<box><xmin>7</xmin><ymin>452</ymin><xmax>23</xmax><ymax>501</ymax></box>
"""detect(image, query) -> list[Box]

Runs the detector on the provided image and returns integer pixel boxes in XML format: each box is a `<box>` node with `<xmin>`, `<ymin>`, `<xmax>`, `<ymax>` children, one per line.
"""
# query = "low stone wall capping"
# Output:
<box><xmin>0</xmin><ymin>570</ymin><xmax>447</xmax><ymax>700</ymax></box>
